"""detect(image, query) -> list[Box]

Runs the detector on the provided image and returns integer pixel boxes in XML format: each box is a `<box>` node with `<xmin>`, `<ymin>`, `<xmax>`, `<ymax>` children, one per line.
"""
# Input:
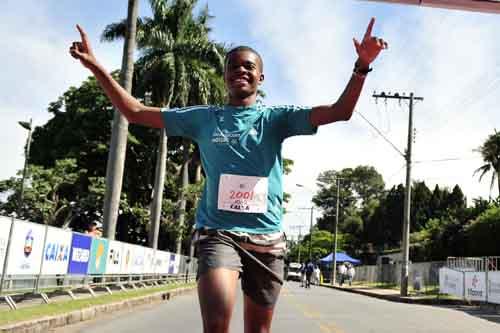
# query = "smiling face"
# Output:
<box><xmin>224</xmin><ymin>49</ymin><xmax>264</xmax><ymax>106</ymax></box>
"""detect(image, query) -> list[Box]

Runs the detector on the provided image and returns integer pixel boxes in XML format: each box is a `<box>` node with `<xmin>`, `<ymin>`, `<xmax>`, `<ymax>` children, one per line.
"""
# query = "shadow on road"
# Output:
<box><xmin>438</xmin><ymin>305</ymin><xmax>500</xmax><ymax>325</ymax></box>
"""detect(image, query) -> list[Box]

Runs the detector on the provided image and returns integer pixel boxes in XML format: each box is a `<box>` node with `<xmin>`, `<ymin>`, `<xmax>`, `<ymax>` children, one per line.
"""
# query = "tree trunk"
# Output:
<box><xmin>149</xmin><ymin>128</ymin><xmax>168</xmax><ymax>249</ymax></box>
<box><xmin>195</xmin><ymin>162</ymin><xmax>202</xmax><ymax>183</ymax></box>
<box><xmin>102</xmin><ymin>0</ymin><xmax>139</xmax><ymax>240</ymax></box>
<box><xmin>497</xmin><ymin>170</ymin><xmax>500</xmax><ymax>199</ymax></box>
<box><xmin>175</xmin><ymin>139</ymin><xmax>190</xmax><ymax>254</ymax></box>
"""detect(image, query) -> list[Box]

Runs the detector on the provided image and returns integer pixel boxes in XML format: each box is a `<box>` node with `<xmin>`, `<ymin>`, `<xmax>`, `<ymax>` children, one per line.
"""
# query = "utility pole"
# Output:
<box><xmin>308</xmin><ymin>206</ymin><xmax>314</xmax><ymax>261</ymax></box>
<box><xmin>372</xmin><ymin>91</ymin><xmax>424</xmax><ymax>296</ymax></box>
<box><xmin>290</xmin><ymin>225</ymin><xmax>304</xmax><ymax>263</ymax></box>
<box><xmin>331</xmin><ymin>177</ymin><xmax>342</xmax><ymax>285</ymax></box>
<box><xmin>102</xmin><ymin>0</ymin><xmax>139</xmax><ymax>240</ymax></box>
<box><xmin>296</xmin><ymin>207</ymin><xmax>315</xmax><ymax>261</ymax></box>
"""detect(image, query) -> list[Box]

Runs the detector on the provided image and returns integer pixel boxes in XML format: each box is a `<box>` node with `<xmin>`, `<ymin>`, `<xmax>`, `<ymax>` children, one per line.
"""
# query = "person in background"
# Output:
<box><xmin>338</xmin><ymin>262</ymin><xmax>347</xmax><ymax>286</ymax></box>
<box><xmin>85</xmin><ymin>221</ymin><xmax>103</xmax><ymax>238</ymax></box>
<box><xmin>314</xmin><ymin>264</ymin><xmax>321</xmax><ymax>285</ymax></box>
<box><xmin>346</xmin><ymin>262</ymin><xmax>356</xmax><ymax>286</ymax></box>
<box><xmin>305</xmin><ymin>260</ymin><xmax>314</xmax><ymax>288</ymax></box>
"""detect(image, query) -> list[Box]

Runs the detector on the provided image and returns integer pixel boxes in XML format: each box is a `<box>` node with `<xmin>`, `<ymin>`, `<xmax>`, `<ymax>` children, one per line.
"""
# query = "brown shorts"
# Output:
<box><xmin>195</xmin><ymin>231</ymin><xmax>284</xmax><ymax>307</ymax></box>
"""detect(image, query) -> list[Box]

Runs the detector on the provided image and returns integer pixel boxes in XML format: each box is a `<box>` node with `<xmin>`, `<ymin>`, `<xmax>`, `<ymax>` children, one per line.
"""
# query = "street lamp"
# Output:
<box><xmin>18</xmin><ymin>119</ymin><xmax>33</xmax><ymax>215</ymax></box>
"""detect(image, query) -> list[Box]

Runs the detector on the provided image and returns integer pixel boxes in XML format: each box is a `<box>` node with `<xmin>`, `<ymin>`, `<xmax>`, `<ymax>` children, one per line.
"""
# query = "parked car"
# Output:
<box><xmin>286</xmin><ymin>262</ymin><xmax>302</xmax><ymax>281</ymax></box>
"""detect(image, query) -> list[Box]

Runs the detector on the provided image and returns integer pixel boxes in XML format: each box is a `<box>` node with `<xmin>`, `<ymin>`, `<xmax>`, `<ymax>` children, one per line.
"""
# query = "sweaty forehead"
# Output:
<box><xmin>225</xmin><ymin>50</ymin><xmax>263</xmax><ymax>71</ymax></box>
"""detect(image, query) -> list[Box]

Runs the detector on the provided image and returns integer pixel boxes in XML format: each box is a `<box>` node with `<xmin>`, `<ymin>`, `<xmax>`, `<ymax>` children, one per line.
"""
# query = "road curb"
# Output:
<box><xmin>320</xmin><ymin>284</ymin><xmax>469</xmax><ymax>306</ymax></box>
<box><xmin>0</xmin><ymin>285</ymin><xmax>197</xmax><ymax>333</ymax></box>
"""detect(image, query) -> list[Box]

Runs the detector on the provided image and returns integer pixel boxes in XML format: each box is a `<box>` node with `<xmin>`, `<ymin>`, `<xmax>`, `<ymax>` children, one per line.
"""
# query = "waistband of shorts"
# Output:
<box><xmin>194</xmin><ymin>228</ymin><xmax>286</xmax><ymax>247</ymax></box>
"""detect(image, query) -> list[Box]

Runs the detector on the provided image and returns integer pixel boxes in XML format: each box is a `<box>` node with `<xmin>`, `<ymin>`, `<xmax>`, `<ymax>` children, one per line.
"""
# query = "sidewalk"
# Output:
<box><xmin>320</xmin><ymin>283</ymin><xmax>467</xmax><ymax>305</ymax></box>
<box><xmin>0</xmin><ymin>285</ymin><xmax>197</xmax><ymax>333</ymax></box>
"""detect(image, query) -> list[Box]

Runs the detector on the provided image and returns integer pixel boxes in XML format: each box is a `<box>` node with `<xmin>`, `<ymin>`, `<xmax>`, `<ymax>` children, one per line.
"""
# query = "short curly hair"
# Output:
<box><xmin>224</xmin><ymin>46</ymin><xmax>263</xmax><ymax>72</ymax></box>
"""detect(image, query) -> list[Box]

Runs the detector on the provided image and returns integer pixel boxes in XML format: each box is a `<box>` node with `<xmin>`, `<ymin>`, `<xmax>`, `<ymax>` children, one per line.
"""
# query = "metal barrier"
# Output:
<box><xmin>1</xmin><ymin>273</ymin><xmax>197</xmax><ymax>310</ymax></box>
<box><xmin>0</xmin><ymin>216</ymin><xmax>198</xmax><ymax>310</ymax></box>
<box><xmin>442</xmin><ymin>256</ymin><xmax>500</xmax><ymax>305</ymax></box>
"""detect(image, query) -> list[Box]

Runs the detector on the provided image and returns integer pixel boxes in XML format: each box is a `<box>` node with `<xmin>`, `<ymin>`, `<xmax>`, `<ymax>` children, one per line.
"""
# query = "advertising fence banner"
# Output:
<box><xmin>154</xmin><ymin>251</ymin><xmax>170</xmax><ymax>274</ymax></box>
<box><xmin>105</xmin><ymin>240</ymin><xmax>123</xmax><ymax>275</ymax></box>
<box><xmin>88</xmin><ymin>238</ymin><xmax>109</xmax><ymax>275</ymax></box>
<box><xmin>120</xmin><ymin>243</ymin><xmax>134</xmax><ymax>274</ymax></box>
<box><xmin>41</xmin><ymin>227</ymin><xmax>72</xmax><ymax>275</ymax></box>
<box><xmin>144</xmin><ymin>248</ymin><xmax>155</xmax><ymax>275</ymax></box>
<box><xmin>6</xmin><ymin>220</ymin><xmax>45</xmax><ymax>275</ymax></box>
<box><xmin>0</xmin><ymin>217</ymin><xmax>12</xmax><ymax>273</ymax></box>
<box><xmin>488</xmin><ymin>271</ymin><xmax>500</xmax><ymax>305</ymax></box>
<box><xmin>68</xmin><ymin>233</ymin><xmax>92</xmax><ymax>275</ymax></box>
<box><xmin>464</xmin><ymin>272</ymin><xmax>486</xmax><ymax>301</ymax></box>
<box><xmin>168</xmin><ymin>252</ymin><xmax>180</xmax><ymax>274</ymax></box>
<box><xmin>131</xmin><ymin>245</ymin><xmax>145</xmax><ymax>274</ymax></box>
<box><xmin>439</xmin><ymin>267</ymin><xmax>464</xmax><ymax>298</ymax></box>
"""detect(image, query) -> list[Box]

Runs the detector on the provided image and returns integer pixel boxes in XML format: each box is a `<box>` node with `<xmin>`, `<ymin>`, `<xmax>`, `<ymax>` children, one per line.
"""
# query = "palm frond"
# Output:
<box><xmin>101</xmin><ymin>20</ymin><xmax>128</xmax><ymax>42</ymax></box>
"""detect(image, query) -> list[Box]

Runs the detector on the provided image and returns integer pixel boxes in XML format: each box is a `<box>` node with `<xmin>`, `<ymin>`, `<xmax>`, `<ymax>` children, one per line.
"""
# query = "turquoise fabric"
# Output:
<box><xmin>161</xmin><ymin>104</ymin><xmax>317</xmax><ymax>233</ymax></box>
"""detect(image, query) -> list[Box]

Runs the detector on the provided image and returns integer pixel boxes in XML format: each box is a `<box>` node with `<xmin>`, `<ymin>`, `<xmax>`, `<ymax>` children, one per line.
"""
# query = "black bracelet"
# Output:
<box><xmin>353</xmin><ymin>64</ymin><xmax>373</xmax><ymax>76</ymax></box>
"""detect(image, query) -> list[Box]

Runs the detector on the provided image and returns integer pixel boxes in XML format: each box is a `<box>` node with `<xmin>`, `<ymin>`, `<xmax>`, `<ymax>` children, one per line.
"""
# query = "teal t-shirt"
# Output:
<box><xmin>161</xmin><ymin>103</ymin><xmax>317</xmax><ymax>233</ymax></box>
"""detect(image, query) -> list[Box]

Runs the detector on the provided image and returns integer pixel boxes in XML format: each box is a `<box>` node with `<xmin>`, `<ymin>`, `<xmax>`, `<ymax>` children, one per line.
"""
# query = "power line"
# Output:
<box><xmin>354</xmin><ymin>109</ymin><xmax>405</xmax><ymax>158</ymax></box>
<box><xmin>414</xmin><ymin>156</ymin><xmax>481</xmax><ymax>164</ymax></box>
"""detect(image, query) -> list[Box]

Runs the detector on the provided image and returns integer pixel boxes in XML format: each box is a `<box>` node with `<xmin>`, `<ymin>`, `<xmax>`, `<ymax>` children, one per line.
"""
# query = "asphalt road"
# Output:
<box><xmin>53</xmin><ymin>281</ymin><xmax>500</xmax><ymax>333</ymax></box>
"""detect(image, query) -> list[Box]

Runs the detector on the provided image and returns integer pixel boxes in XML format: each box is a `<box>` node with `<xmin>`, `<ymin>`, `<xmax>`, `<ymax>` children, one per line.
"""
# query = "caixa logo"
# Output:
<box><xmin>44</xmin><ymin>243</ymin><xmax>69</xmax><ymax>262</ymax></box>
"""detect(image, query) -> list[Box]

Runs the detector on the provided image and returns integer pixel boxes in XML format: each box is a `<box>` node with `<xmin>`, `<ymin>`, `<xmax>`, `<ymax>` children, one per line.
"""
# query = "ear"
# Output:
<box><xmin>258</xmin><ymin>73</ymin><xmax>265</xmax><ymax>85</ymax></box>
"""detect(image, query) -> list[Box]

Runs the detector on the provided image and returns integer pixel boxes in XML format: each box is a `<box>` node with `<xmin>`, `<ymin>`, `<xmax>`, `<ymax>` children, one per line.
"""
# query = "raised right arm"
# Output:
<box><xmin>69</xmin><ymin>25</ymin><xmax>164</xmax><ymax>128</ymax></box>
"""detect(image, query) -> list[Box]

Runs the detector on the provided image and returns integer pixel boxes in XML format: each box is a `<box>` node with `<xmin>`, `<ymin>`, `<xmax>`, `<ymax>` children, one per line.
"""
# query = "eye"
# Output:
<box><xmin>245</xmin><ymin>62</ymin><xmax>256</xmax><ymax>70</ymax></box>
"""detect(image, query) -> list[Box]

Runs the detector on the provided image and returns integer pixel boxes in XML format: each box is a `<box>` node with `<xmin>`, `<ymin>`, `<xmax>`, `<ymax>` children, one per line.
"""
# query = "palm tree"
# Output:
<box><xmin>474</xmin><ymin>130</ymin><xmax>500</xmax><ymax>198</ymax></box>
<box><xmin>102</xmin><ymin>0</ymin><xmax>226</xmax><ymax>252</ymax></box>
<box><xmin>102</xmin><ymin>0</ymin><xmax>139</xmax><ymax>241</ymax></box>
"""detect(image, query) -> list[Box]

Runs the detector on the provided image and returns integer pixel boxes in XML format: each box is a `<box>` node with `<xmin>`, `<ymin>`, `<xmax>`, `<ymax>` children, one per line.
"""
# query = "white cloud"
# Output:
<box><xmin>0</xmin><ymin>0</ymin><xmax>123</xmax><ymax>181</ymax></box>
<box><xmin>240</xmin><ymin>1</ymin><xmax>500</xmax><ymax>235</ymax></box>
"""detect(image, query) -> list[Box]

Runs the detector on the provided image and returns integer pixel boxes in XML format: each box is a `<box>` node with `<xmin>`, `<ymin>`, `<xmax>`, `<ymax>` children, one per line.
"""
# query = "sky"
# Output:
<box><xmin>1</xmin><ymin>0</ymin><xmax>499</xmax><ymax>239</ymax></box>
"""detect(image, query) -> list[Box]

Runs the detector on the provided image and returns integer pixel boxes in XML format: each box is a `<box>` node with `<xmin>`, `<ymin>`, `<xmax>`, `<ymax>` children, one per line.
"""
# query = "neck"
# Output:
<box><xmin>227</xmin><ymin>94</ymin><xmax>257</xmax><ymax>107</ymax></box>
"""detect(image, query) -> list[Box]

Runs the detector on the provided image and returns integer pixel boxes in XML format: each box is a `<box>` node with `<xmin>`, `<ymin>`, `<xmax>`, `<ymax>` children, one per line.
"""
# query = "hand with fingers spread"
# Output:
<box><xmin>69</xmin><ymin>25</ymin><xmax>97</xmax><ymax>69</ymax></box>
<box><xmin>353</xmin><ymin>17</ymin><xmax>388</xmax><ymax>70</ymax></box>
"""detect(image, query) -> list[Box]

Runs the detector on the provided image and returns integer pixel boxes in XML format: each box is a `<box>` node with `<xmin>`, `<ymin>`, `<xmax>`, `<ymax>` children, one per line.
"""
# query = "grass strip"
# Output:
<box><xmin>0</xmin><ymin>282</ymin><xmax>196</xmax><ymax>326</ymax></box>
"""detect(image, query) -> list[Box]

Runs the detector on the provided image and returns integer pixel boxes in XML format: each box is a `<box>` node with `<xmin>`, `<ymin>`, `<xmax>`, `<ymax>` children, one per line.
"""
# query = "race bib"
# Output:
<box><xmin>217</xmin><ymin>174</ymin><xmax>268</xmax><ymax>213</ymax></box>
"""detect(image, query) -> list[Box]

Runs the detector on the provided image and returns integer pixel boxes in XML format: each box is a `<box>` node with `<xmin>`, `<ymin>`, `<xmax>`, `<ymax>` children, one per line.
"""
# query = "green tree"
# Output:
<box><xmin>475</xmin><ymin>130</ymin><xmax>500</xmax><ymax>198</ymax></box>
<box><xmin>313</xmin><ymin>166</ymin><xmax>385</xmax><ymax>250</ymax></box>
<box><xmin>465</xmin><ymin>205</ymin><xmax>500</xmax><ymax>256</ymax></box>
<box><xmin>0</xmin><ymin>159</ymin><xmax>84</xmax><ymax>226</ymax></box>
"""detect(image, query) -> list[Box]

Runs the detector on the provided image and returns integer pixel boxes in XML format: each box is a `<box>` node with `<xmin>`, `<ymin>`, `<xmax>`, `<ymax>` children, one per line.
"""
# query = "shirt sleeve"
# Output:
<box><xmin>161</xmin><ymin>105</ymin><xmax>211</xmax><ymax>140</ymax></box>
<box><xmin>268</xmin><ymin>105</ymin><xmax>318</xmax><ymax>140</ymax></box>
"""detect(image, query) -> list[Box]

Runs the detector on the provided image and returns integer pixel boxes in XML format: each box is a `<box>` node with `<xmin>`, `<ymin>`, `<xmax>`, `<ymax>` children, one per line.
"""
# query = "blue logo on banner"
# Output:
<box><xmin>68</xmin><ymin>233</ymin><xmax>92</xmax><ymax>275</ymax></box>
<box><xmin>44</xmin><ymin>242</ymin><xmax>69</xmax><ymax>262</ymax></box>
<box><xmin>168</xmin><ymin>253</ymin><xmax>176</xmax><ymax>274</ymax></box>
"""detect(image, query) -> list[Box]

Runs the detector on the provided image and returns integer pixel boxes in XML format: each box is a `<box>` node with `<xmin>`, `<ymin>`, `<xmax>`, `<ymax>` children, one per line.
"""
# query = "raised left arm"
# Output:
<box><xmin>311</xmin><ymin>18</ymin><xmax>388</xmax><ymax>127</ymax></box>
